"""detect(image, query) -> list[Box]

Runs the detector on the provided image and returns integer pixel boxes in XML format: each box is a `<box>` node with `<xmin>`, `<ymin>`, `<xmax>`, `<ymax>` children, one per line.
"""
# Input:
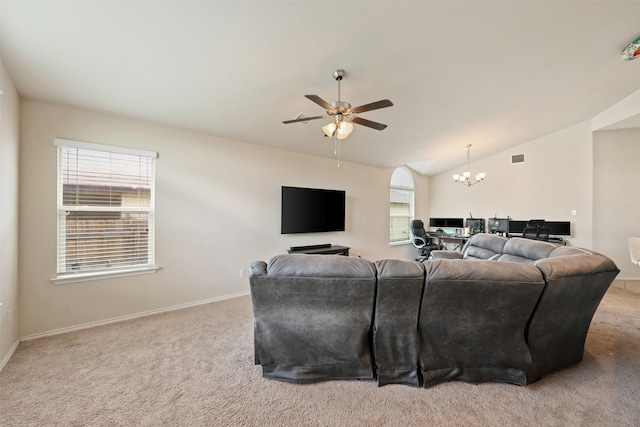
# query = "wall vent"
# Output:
<box><xmin>511</xmin><ymin>153</ymin><xmax>525</xmax><ymax>164</ymax></box>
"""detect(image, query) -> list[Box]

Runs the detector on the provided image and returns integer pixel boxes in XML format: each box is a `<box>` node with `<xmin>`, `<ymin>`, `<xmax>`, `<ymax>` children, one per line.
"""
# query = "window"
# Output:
<box><xmin>389</xmin><ymin>167</ymin><xmax>414</xmax><ymax>244</ymax></box>
<box><xmin>54</xmin><ymin>139</ymin><xmax>157</xmax><ymax>282</ymax></box>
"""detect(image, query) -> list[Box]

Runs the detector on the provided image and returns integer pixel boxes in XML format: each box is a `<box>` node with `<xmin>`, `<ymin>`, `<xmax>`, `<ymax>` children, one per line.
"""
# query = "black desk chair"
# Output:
<box><xmin>522</xmin><ymin>226</ymin><xmax>550</xmax><ymax>242</ymax></box>
<box><xmin>411</xmin><ymin>219</ymin><xmax>440</xmax><ymax>261</ymax></box>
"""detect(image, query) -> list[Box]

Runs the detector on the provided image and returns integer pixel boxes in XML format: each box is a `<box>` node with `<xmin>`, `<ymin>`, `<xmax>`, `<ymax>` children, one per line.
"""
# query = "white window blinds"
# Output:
<box><xmin>389</xmin><ymin>167</ymin><xmax>415</xmax><ymax>244</ymax></box>
<box><xmin>54</xmin><ymin>139</ymin><xmax>157</xmax><ymax>276</ymax></box>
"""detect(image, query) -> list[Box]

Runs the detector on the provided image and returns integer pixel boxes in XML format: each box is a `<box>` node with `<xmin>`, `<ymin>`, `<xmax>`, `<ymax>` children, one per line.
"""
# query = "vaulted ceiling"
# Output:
<box><xmin>2</xmin><ymin>1</ymin><xmax>640</xmax><ymax>175</ymax></box>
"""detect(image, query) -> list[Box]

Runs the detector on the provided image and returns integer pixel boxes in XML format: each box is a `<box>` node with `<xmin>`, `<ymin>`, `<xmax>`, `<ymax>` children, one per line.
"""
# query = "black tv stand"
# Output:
<box><xmin>287</xmin><ymin>244</ymin><xmax>350</xmax><ymax>256</ymax></box>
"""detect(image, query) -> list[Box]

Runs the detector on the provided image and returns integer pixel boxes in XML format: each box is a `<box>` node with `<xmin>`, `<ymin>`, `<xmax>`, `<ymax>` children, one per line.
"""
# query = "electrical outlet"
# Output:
<box><xmin>239</xmin><ymin>269</ymin><xmax>246</xmax><ymax>278</ymax></box>
<box><xmin>571</xmin><ymin>210</ymin><xmax>577</xmax><ymax>216</ymax></box>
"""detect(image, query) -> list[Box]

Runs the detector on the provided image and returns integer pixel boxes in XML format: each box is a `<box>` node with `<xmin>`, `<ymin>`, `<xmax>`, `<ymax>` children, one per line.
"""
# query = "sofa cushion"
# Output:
<box><xmin>496</xmin><ymin>237</ymin><xmax>558</xmax><ymax>263</ymax></box>
<box><xmin>462</xmin><ymin>233</ymin><xmax>508</xmax><ymax>259</ymax></box>
<box><xmin>430</xmin><ymin>233</ymin><xmax>508</xmax><ymax>260</ymax></box>
<box><xmin>548</xmin><ymin>246</ymin><xmax>594</xmax><ymax>257</ymax></box>
<box><xmin>267</xmin><ymin>253</ymin><xmax>376</xmax><ymax>277</ymax></box>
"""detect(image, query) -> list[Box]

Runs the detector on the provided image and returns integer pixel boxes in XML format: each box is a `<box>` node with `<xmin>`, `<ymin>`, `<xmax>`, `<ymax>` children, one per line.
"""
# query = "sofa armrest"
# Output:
<box><xmin>526</xmin><ymin>253</ymin><xmax>619</xmax><ymax>382</ymax></box>
<box><xmin>428</xmin><ymin>250</ymin><xmax>462</xmax><ymax>260</ymax></box>
<box><xmin>249</xmin><ymin>261</ymin><xmax>267</xmax><ymax>276</ymax></box>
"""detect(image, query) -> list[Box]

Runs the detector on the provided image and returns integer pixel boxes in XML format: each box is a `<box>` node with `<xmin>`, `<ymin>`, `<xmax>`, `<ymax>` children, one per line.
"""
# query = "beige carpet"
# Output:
<box><xmin>1</xmin><ymin>288</ymin><xmax>639</xmax><ymax>427</ymax></box>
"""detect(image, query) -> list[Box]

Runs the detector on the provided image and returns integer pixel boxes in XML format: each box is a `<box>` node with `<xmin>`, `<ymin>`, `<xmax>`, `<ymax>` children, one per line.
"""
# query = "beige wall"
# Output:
<box><xmin>593</xmin><ymin>129</ymin><xmax>640</xmax><ymax>280</ymax></box>
<box><xmin>18</xmin><ymin>100</ymin><xmax>429</xmax><ymax>337</ymax></box>
<box><xmin>429</xmin><ymin>122</ymin><xmax>594</xmax><ymax>249</ymax></box>
<box><xmin>14</xmin><ymin>90</ymin><xmax>638</xmax><ymax>343</ymax></box>
<box><xmin>0</xmin><ymin>60</ymin><xmax>20</xmax><ymax>368</ymax></box>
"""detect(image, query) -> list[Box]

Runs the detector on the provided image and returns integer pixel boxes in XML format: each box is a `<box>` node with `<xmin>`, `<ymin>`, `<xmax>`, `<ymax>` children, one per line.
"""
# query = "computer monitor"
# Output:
<box><xmin>508</xmin><ymin>220</ymin><xmax>528</xmax><ymax>235</ymax></box>
<box><xmin>488</xmin><ymin>218</ymin><xmax>509</xmax><ymax>235</ymax></box>
<box><xmin>546</xmin><ymin>221</ymin><xmax>571</xmax><ymax>236</ymax></box>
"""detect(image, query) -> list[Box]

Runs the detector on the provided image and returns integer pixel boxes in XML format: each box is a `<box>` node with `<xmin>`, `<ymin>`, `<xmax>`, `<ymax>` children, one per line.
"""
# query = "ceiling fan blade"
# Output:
<box><xmin>351</xmin><ymin>116</ymin><xmax>388</xmax><ymax>131</ymax></box>
<box><xmin>282</xmin><ymin>115</ymin><xmax>327</xmax><ymax>124</ymax></box>
<box><xmin>305</xmin><ymin>95</ymin><xmax>336</xmax><ymax>113</ymax></box>
<box><xmin>349</xmin><ymin>99</ymin><xmax>393</xmax><ymax>114</ymax></box>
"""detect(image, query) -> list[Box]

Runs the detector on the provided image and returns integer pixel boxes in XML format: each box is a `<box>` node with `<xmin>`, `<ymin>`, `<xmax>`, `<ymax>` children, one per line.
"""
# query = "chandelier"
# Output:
<box><xmin>452</xmin><ymin>144</ymin><xmax>486</xmax><ymax>186</ymax></box>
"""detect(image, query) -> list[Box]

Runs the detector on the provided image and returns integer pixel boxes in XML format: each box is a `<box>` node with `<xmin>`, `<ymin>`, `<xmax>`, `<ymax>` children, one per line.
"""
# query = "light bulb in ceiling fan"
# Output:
<box><xmin>322</xmin><ymin>122</ymin><xmax>337</xmax><ymax>137</ymax></box>
<box><xmin>337</xmin><ymin>122</ymin><xmax>353</xmax><ymax>139</ymax></box>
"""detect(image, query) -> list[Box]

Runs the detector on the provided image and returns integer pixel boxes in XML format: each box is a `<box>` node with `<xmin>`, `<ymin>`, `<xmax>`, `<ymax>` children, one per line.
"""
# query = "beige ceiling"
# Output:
<box><xmin>2</xmin><ymin>1</ymin><xmax>640</xmax><ymax>175</ymax></box>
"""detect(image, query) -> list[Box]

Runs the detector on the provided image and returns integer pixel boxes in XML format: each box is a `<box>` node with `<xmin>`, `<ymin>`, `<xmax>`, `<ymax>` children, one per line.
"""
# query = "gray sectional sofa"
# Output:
<box><xmin>249</xmin><ymin>234</ymin><xmax>619</xmax><ymax>388</ymax></box>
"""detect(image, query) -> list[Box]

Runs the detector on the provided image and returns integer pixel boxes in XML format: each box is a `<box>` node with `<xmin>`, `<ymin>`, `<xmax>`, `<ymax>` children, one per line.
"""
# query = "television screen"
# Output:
<box><xmin>281</xmin><ymin>186</ymin><xmax>346</xmax><ymax>234</ymax></box>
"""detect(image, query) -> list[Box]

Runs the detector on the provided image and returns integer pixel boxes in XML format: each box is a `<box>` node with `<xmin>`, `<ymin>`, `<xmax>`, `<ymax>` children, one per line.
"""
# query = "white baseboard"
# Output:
<box><xmin>0</xmin><ymin>339</ymin><xmax>20</xmax><ymax>373</ymax></box>
<box><xmin>20</xmin><ymin>291</ymin><xmax>250</xmax><ymax>342</ymax></box>
<box><xmin>610</xmin><ymin>279</ymin><xmax>640</xmax><ymax>294</ymax></box>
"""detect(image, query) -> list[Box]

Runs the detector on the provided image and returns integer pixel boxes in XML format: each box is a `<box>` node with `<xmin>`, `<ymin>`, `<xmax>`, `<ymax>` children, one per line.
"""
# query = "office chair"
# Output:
<box><xmin>536</xmin><ymin>226</ymin><xmax>550</xmax><ymax>241</ymax></box>
<box><xmin>522</xmin><ymin>221</ymin><xmax>551</xmax><ymax>242</ymax></box>
<box><xmin>522</xmin><ymin>227</ymin><xmax>539</xmax><ymax>240</ymax></box>
<box><xmin>411</xmin><ymin>219</ymin><xmax>440</xmax><ymax>262</ymax></box>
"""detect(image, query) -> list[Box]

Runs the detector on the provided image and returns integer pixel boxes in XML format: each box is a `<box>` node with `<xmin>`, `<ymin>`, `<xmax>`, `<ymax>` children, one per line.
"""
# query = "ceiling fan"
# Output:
<box><xmin>283</xmin><ymin>69</ymin><xmax>393</xmax><ymax>140</ymax></box>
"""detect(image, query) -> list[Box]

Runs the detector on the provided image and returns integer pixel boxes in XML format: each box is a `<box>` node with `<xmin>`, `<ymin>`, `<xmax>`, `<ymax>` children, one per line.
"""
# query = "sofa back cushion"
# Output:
<box><xmin>496</xmin><ymin>237</ymin><xmax>559</xmax><ymax>263</ymax></box>
<box><xmin>266</xmin><ymin>253</ymin><xmax>376</xmax><ymax>277</ymax></box>
<box><xmin>461</xmin><ymin>233</ymin><xmax>508</xmax><ymax>260</ymax></box>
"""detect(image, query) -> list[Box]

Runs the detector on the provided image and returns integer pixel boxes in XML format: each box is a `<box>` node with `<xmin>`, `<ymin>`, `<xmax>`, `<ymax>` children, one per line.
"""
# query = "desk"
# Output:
<box><xmin>437</xmin><ymin>236</ymin><xmax>469</xmax><ymax>252</ymax></box>
<box><xmin>287</xmin><ymin>245</ymin><xmax>350</xmax><ymax>256</ymax></box>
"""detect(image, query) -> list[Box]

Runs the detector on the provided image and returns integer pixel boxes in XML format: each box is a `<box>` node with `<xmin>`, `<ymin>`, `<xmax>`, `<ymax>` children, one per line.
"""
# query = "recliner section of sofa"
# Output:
<box><xmin>249</xmin><ymin>254</ymin><xmax>377</xmax><ymax>383</ymax></box>
<box><xmin>526</xmin><ymin>247</ymin><xmax>620</xmax><ymax>382</ymax></box>
<box><xmin>420</xmin><ymin>258</ymin><xmax>545</xmax><ymax>387</ymax></box>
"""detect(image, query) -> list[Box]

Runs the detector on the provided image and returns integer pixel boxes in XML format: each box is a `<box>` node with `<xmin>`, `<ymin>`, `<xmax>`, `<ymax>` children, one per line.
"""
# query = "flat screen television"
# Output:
<box><xmin>281</xmin><ymin>186</ymin><xmax>346</xmax><ymax>234</ymax></box>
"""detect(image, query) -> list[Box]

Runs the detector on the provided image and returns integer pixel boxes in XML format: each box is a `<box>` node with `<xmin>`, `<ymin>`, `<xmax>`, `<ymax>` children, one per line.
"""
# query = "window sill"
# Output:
<box><xmin>389</xmin><ymin>240</ymin><xmax>412</xmax><ymax>246</ymax></box>
<box><xmin>51</xmin><ymin>266</ymin><xmax>160</xmax><ymax>285</ymax></box>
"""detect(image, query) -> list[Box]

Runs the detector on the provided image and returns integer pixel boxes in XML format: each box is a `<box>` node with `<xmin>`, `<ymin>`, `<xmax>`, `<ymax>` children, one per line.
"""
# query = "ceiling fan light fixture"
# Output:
<box><xmin>337</xmin><ymin>121</ymin><xmax>353</xmax><ymax>139</ymax></box>
<box><xmin>283</xmin><ymin>68</ymin><xmax>393</xmax><ymax>163</ymax></box>
<box><xmin>322</xmin><ymin>122</ymin><xmax>337</xmax><ymax>137</ymax></box>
